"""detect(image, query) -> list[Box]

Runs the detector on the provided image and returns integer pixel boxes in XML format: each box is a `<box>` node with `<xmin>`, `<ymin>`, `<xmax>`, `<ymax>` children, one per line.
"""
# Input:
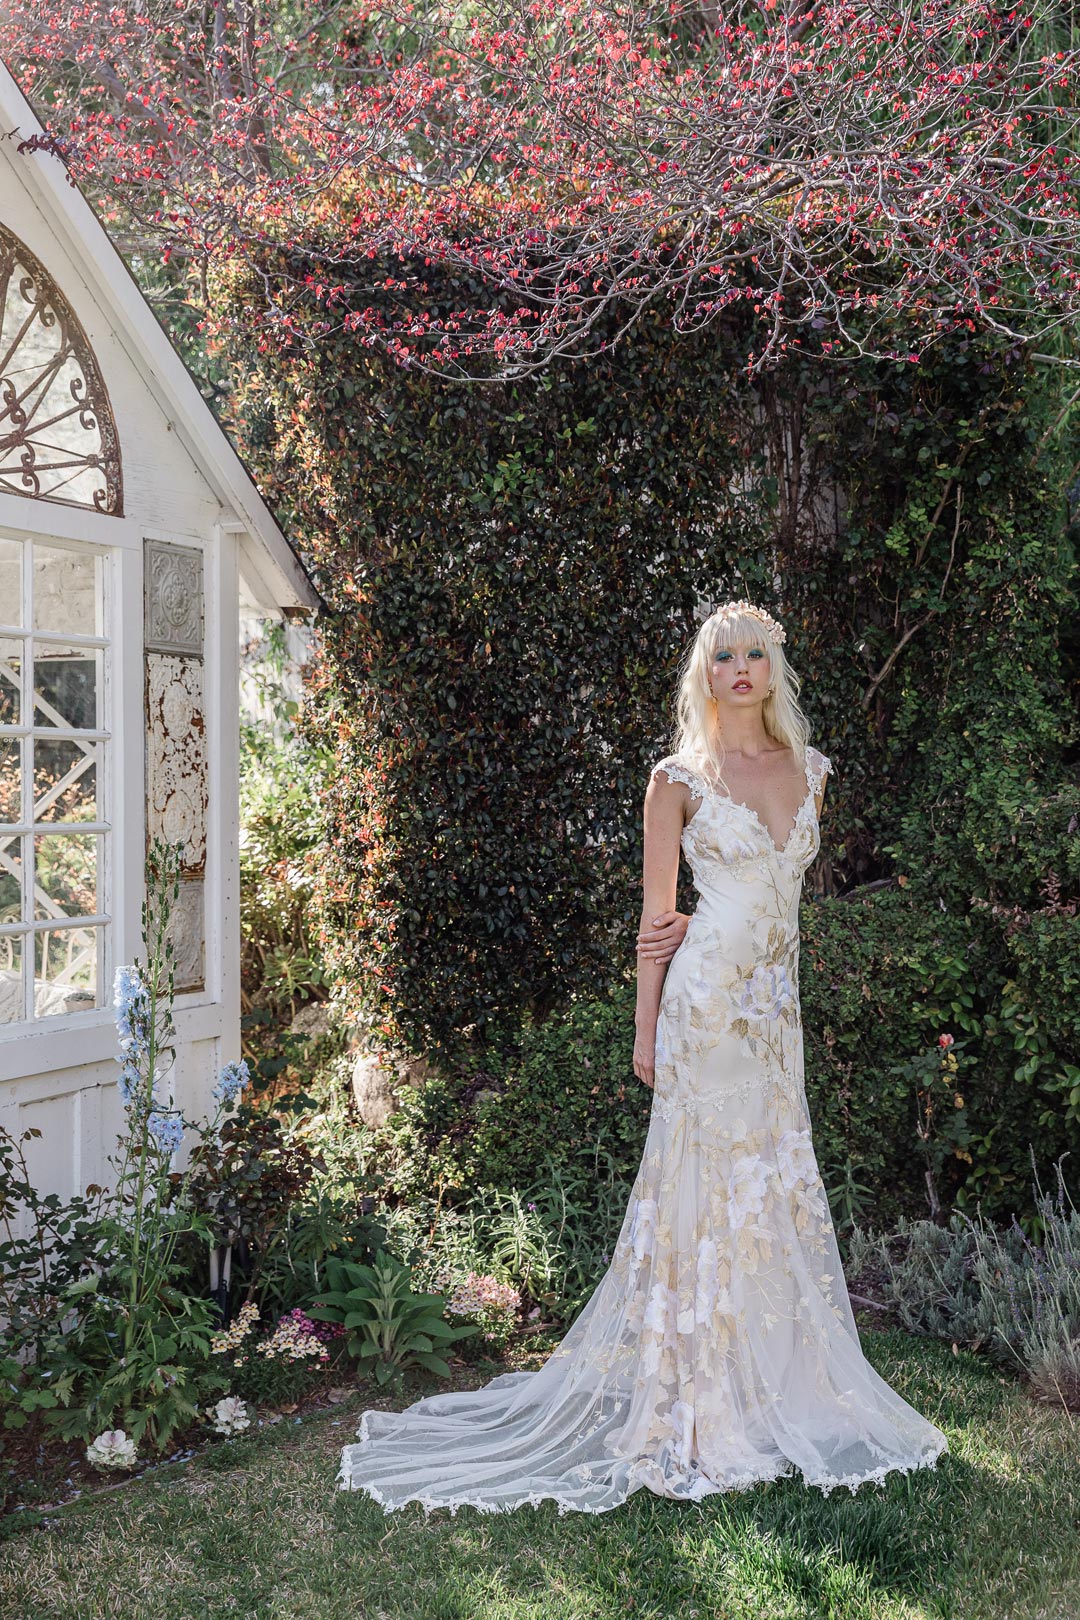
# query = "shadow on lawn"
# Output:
<box><xmin>329</xmin><ymin>1331</ymin><xmax>1002</xmax><ymax>1617</ymax></box>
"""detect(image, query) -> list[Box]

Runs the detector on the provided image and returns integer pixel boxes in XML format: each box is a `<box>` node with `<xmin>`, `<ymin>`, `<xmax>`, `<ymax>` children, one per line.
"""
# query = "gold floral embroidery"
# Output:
<box><xmin>338</xmin><ymin>743</ymin><xmax>949</xmax><ymax>1515</ymax></box>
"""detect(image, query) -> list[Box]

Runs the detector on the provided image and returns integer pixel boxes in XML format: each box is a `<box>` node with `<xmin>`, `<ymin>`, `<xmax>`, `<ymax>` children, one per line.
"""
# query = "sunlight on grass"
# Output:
<box><xmin>1</xmin><ymin>1333</ymin><xmax>1078</xmax><ymax>1620</ymax></box>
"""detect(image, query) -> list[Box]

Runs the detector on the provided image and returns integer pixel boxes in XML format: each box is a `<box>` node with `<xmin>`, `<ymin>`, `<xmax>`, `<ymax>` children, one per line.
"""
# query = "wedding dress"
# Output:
<box><xmin>338</xmin><ymin>743</ymin><xmax>949</xmax><ymax>1514</ymax></box>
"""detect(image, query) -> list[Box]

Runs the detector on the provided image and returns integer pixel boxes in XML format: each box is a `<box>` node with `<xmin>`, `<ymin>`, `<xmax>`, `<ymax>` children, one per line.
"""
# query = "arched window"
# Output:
<box><xmin>0</xmin><ymin>223</ymin><xmax>122</xmax><ymax>515</ymax></box>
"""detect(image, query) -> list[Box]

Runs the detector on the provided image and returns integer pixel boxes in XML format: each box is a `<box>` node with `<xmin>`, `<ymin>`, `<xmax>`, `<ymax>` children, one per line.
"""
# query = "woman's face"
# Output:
<box><xmin>709</xmin><ymin>638</ymin><xmax>772</xmax><ymax>709</ymax></box>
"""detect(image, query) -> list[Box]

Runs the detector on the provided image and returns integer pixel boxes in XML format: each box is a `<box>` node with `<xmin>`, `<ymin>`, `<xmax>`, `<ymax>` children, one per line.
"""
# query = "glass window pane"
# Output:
<box><xmin>34</xmin><ymin>925</ymin><xmax>99</xmax><ymax>1016</ymax></box>
<box><xmin>0</xmin><ymin>934</ymin><xmax>23</xmax><ymax>1024</ymax></box>
<box><xmin>33</xmin><ymin>737</ymin><xmax>96</xmax><ymax>824</ymax></box>
<box><xmin>33</xmin><ymin>544</ymin><xmax>101</xmax><ymax>637</ymax></box>
<box><xmin>33</xmin><ymin>642</ymin><xmax>101</xmax><ymax>730</ymax></box>
<box><xmin>0</xmin><ymin>538</ymin><xmax>21</xmax><ymax>628</ymax></box>
<box><xmin>0</xmin><ymin>636</ymin><xmax>21</xmax><ymax>724</ymax></box>
<box><xmin>0</xmin><ymin>834</ymin><xmax>22</xmax><ymax>922</ymax></box>
<box><xmin>33</xmin><ymin>831</ymin><xmax>97</xmax><ymax>920</ymax></box>
<box><xmin>0</xmin><ymin>737</ymin><xmax>19</xmax><ymax>824</ymax></box>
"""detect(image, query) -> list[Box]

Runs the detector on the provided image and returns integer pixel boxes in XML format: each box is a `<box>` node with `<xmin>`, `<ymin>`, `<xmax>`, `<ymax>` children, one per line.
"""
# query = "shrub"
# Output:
<box><xmin>846</xmin><ymin>1156</ymin><xmax>1080</xmax><ymax>1410</ymax></box>
<box><xmin>310</xmin><ymin>1250</ymin><xmax>478</xmax><ymax>1388</ymax></box>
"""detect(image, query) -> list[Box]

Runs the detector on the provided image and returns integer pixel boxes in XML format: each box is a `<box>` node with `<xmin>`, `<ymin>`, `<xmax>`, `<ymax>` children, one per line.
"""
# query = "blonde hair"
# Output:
<box><xmin>667</xmin><ymin>604</ymin><xmax>810</xmax><ymax>787</ymax></box>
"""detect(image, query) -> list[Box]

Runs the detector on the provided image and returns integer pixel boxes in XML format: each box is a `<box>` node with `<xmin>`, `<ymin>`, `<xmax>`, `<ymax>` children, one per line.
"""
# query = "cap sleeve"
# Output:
<box><xmin>807</xmin><ymin>746</ymin><xmax>833</xmax><ymax>796</ymax></box>
<box><xmin>650</xmin><ymin>755</ymin><xmax>708</xmax><ymax>800</ymax></box>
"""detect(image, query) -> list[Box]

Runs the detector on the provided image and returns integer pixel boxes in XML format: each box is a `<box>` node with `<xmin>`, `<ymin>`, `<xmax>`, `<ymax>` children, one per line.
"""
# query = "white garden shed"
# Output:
<box><xmin>0</xmin><ymin>61</ymin><xmax>319</xmax><ymax>1200</ymax></box>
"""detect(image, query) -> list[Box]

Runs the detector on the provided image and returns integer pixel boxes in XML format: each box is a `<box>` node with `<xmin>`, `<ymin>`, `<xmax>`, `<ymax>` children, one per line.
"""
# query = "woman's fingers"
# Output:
<box><xmin>636</xmin><ymin>914</ymin><xmax>683</xmax><ymax>963</ymax></box>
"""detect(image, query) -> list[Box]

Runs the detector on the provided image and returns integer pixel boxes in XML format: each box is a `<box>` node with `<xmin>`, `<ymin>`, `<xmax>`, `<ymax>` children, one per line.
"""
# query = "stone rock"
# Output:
<box><xmin>288</xmin><ymin>1001</ymin><xmax>332</xmax><ymax>1039</ymax></box>
<box><xmin>350</xmin><ymin>1049</ymin><xmax>435</xmax><ymax>1128</ymax></box>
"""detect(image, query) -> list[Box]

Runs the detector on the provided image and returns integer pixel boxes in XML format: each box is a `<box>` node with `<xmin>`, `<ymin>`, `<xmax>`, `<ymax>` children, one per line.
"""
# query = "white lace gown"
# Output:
<box><xmin>338</xmin><ymin>743</ymin><xmax>949</xmax><ymax>1515</ymax></box>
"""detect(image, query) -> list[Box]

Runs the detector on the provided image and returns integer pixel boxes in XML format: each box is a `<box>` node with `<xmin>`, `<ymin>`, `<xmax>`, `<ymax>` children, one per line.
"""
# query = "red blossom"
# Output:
<box><xmin>1</xmin><ymin>0</ymin><xmax>1078</xmax><ymax>378</ymax></box>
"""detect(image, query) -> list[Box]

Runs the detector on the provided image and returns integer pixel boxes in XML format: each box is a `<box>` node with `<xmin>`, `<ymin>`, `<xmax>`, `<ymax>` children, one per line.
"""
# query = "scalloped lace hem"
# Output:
<box><xmin>336</xmin><ymin>1434</ymin><xmax>949</xmax><ymax>1518</ymax></box>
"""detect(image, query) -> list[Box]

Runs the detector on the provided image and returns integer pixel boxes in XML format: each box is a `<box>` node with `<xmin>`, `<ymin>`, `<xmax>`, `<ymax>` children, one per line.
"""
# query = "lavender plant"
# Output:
<box><xmin>846</xmin><ymin>1153</ymin><xmax>1080</xmax><ymax>1411</ymax></box>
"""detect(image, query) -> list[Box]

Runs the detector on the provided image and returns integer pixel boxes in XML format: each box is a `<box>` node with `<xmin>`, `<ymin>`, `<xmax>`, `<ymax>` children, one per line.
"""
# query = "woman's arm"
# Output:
<box><xmin>633</xmin><ymin>771</ymin><xmax>687</xmax><ymax>1089</ymax></box>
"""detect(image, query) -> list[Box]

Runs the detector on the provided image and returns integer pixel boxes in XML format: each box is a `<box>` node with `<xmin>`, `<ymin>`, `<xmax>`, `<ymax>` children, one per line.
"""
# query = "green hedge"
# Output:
<box><xmin>371</xmin><ymin>885</ymin><xmax>1078</xmax><ymax>1230</ymax></box>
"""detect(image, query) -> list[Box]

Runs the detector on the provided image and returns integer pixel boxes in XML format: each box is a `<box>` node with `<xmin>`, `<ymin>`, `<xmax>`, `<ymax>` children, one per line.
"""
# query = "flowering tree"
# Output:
<box><xmin>2</xmin><ymin>0</ymin><xmax>1079</xmax><ymax>376</ymax></box>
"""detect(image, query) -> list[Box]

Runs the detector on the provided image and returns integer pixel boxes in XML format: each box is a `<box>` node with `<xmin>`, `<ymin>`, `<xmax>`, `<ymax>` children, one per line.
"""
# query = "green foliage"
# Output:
<box><xmin>846</xmin><ymin>1158</ymin><xmax>1080</xmax><ymax>1409</ymax></box>
<box><xmin>0</xmin><ymin>1126</ymin><xmax>108</xmax><ymax>1381</ymax></box>
<box><xmin>33</xmin><ymin>1276</ymin><xmax>224</xmax><ymax>1450</ymax></box>
<box><xmin>310</xmin><ymin>1251</ymin><xmax>477</xmax><ymax>1387</ymax></box>
<box><xmin>381</xmin><ymin>984</ymin><xmax>649</xmax><ymax>1202</ymax></box>
<box><xmin>800</xmin><ymin>887</ymin><xmax>1080</xmax><ymax>1226</ymax></box>
<box><xmin>214</xmin><ymin>244</ymin><xmax>1080</xmax><ymax>1223</ymax></box>
<box><xmin>218</xmin><ymin>253</ymin><xmax>777</xmax><ymax>1062</ymax></box>
<box><xmin>238</xmin><ymin>623</ymin><xmax>341</xmax><ymax>1091</ymax></box>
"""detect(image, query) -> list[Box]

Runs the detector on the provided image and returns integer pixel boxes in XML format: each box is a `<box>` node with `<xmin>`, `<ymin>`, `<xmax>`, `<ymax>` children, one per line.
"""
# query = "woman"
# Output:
<box><xmin>338</xmin><ymin>599</ymin><xmax>949</xmax><ymax>1513</ymax></box>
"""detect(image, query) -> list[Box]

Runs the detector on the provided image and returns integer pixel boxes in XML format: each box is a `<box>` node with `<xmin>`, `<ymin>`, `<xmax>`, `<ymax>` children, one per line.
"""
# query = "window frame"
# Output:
<box><xmin>0</xmin><ymin>503</ymin><xmax>233</xmax><ymax>1085</ymax></box>
<box><xmin>0</xmin><ymin>529</ymin><xmax>115</xmax><ymax>1029</ymax></box>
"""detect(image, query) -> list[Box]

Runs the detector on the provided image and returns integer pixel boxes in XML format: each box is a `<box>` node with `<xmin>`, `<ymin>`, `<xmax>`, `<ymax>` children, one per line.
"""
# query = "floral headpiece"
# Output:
<box><xmin>707</xmin><ymin>599</ymin><xmax>787</xmax><ymax>646</ymax></box>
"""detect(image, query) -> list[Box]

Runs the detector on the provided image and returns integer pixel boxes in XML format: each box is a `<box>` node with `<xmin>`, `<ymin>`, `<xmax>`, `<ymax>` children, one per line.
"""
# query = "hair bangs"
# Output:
<box><xmin>708</xmin><ymin>610</ymin><xmax>774</xmax><ymax>654</ymax></box>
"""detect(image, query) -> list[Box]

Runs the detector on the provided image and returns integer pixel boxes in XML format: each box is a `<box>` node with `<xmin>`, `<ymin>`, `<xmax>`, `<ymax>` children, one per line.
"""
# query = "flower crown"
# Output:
<box><xmin>707</xmin><ymin>599</ymin><xmax>787</xmax><ymax>646</ymax></box>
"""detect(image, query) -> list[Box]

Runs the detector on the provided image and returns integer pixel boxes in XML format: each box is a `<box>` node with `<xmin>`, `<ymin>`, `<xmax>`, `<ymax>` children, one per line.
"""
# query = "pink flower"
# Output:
<box><xmin>938</xmin><ymin>1033</ymin><xmax>954</xmax><ymax>1048</ymax></box>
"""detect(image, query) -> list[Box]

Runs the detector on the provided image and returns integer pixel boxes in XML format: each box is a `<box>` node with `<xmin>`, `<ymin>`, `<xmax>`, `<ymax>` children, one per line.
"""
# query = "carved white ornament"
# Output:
<box><xmin>167</xmin><ymin>877</ymin><xmax>205</xmax><ymax>993</ymax></box>
<box><xmin>144</xmin><ymin>540</ymin><xmax>203</xmax><ymax>655</ymax></box>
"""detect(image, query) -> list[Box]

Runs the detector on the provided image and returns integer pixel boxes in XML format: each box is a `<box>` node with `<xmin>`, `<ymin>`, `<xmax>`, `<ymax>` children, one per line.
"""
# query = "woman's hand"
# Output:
<box><xmin>633</xmin><ymin>1029</ymin><xmax>656</xmax><ymax>1089</ymax></box>
<box><xmin>636</xmin><ymin>910</ymin><xmax>691</xmax><ymax>965</ymax></box>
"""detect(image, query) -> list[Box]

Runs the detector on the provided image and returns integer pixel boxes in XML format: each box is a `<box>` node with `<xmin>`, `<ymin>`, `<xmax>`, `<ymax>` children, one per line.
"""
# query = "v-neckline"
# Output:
<box><xmin>692</xmin><ymin>743</ymin><xmax>815</xmax><ymax>858</ymax></box>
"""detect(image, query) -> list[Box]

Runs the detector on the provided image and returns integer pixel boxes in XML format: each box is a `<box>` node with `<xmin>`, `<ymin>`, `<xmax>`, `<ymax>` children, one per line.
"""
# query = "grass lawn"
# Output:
<box><xmin>1</xmin><ymin>1326</ymin><xmax>1077</xmax><ymax>1620</ymax></box>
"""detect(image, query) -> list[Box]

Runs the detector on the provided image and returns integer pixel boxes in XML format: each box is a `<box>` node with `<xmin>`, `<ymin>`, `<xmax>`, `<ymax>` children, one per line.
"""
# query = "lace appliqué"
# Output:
<box><xmin>651</xmin><ymin>758</ymin><xmax>708</xmax><ymax>799</ymax></box>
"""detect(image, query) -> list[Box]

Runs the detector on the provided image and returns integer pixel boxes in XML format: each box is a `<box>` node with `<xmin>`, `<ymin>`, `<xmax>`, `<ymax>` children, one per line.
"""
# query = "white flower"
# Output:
<box><xmin>694</xmin><ymin>1237</ymin><xmax>718</xmax><ymax>1324</ymax></box>
<box><xmin>669</xmin><ymin>1399</ymin><xmax>696</xmax><ymax>1470</ymax></box>
<box><xmin>209</xmin><ymin>1395</ymin><xmax>251</xmax><ymax>1436</ymax></box>
<box><xmin>640</xmin><ymin>1336</ymin><xmax>664</xmax><ymax>1377</ymax></box>
<box><xmin>776</xmin><ymin>1127</ymin><xmax>820</xmax><ymax>1191</ymax></box>
<box><xmin>686</xmin><ymin>965</ymin><xmax>712</xmax><ymax>1001</ymax></box>
<box><xmin>728</xmin><ymin>1152</ymin><xmax>771</xmax><ymax>1229</ymax></box>
<box><xmin>86</xmin><ymin>1428</ymin><xmax>138</xmax><ymax>1471</ymax></box>
<box><xmin>643</xmin><ymin>1279</ymin><xmax>676</xmax><ymax>1337</ymax></box>
<box><xmin>629</xmin><ymin>1197</ymin><xmax>659</xmax><ymax>1262</ymax></box>
<box><xmin>738</xmin><ymin>962</ymin><xmax>795</xmax><ymax>1021</ymax></box>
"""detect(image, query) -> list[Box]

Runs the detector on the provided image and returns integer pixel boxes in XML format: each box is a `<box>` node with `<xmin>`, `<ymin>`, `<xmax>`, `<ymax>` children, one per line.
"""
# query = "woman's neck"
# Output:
<box><xmin>711</xmin><ymin>716</ymin><xmax>778</xmax><ymax>756</ymax></box>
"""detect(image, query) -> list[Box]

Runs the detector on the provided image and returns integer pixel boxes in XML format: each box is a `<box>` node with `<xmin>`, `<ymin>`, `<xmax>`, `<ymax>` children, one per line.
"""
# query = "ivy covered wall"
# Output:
<box><xmin>215</xmin><ymin>254</ymin><xmax>1080</xmax><ymax>1221</ymax></box>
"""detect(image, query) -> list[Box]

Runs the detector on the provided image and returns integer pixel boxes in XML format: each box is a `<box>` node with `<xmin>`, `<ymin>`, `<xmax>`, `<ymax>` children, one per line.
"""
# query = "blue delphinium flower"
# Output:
<box><xmin>117</xmin><ymin>1060</ymin><xmax>142</xmax><ymax>1107</ymax></box>
<box><xmin>113</xmin><ymin>964</ymin><xmax>155</xmax><ymax>1111</ymax></box>
<box><xmin>213</xmin><ymin>1059</ymin><xmax>251</xmax><ymax>1107</ymax></box>
<box><xmin>147</xmin><ymin>1112</ymin><xmax>185</xmax><ymax>1156</ymax></box>
<box><xmin>113</xmin><ymin>965</ymin><xmax>148</xmax><ymax>1051</ymax></box>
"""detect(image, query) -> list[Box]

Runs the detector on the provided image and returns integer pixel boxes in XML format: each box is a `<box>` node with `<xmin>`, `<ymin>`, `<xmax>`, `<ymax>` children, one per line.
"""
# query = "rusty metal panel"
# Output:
<box><xmin>0</xmin><ymin>223</ymin><xmax>123</xmax><ymax>516</ymax></box>
<box><xmin>145</xmin><ymin>651</ymin><xmax>207</xmax><ymax>872</ymax></box>
<box><xmin>144</xmin><ymin>534</ymin><xmax>207</xmax><ymax>994</ymax></box>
